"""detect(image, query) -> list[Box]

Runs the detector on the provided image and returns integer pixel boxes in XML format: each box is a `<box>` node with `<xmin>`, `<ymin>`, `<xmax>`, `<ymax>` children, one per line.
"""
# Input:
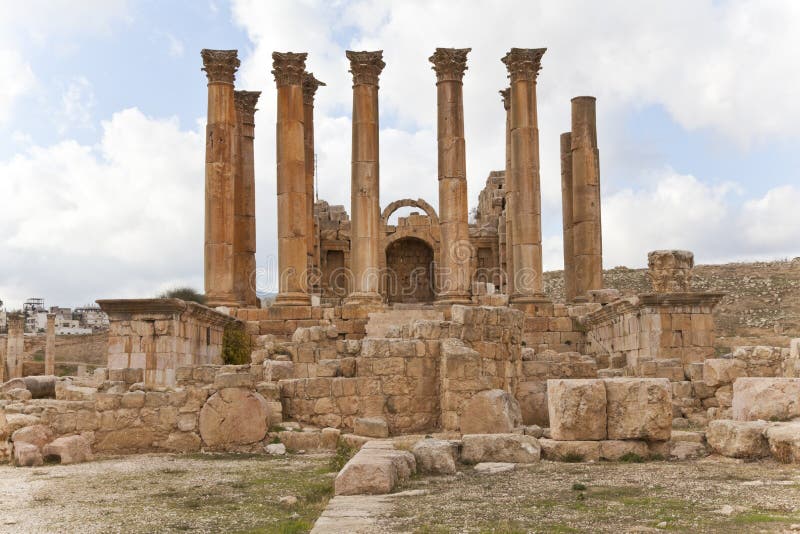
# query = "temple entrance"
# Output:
<box><xmin>385</xmin><ymin>237</ymin><xmax>435</xmax><ymax>304</ymax></box>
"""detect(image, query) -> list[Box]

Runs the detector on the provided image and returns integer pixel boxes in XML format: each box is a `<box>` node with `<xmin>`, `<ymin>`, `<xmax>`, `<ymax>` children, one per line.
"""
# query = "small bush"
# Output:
<box><xmin>563</xmin><ymin>453</ymin><xmax>585</xmax><ymax>463</ymax></box>
<box><xmin>222</xmin><ymin>325</ymin><xmax>251</xmax><ymax>365</ymax></box>
<box><xmin>329</xmin><ymin>442</ymin><xmax>357</xmax><ymax>472</ymax></box>
<box><xmin>159</xmin><ymin>287</ymin><xmax>206</xmax><ymax>305</ymax></box>
<box><xmin>619</xmin><ymin>452</ymin><xmax>645</xmax><ymax>463</ymax></box>
<box><xmin>572</xmin><ymin>482</ymin><xmax>587</xmax><ymax>491</ymax></box>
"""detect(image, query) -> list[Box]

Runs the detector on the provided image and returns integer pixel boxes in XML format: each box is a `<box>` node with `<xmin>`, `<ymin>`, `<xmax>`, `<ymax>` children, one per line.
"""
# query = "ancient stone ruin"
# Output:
<box><xmin>2</xmin><ymin>47</ymin><xmax>799</xmax><ymax>502</ymax></box>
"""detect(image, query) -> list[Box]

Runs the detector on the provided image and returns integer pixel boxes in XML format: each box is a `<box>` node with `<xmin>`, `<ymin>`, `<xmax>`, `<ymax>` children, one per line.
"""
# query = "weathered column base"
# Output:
<box><xmin>274</xmin><ymin>292</ymin><xmax>312</xmax><ymax>306</ymax></box>
<box><xmin>435</xmin><ymin>293</ymin><xmax>472</xmax><ymax>306</ymax></box>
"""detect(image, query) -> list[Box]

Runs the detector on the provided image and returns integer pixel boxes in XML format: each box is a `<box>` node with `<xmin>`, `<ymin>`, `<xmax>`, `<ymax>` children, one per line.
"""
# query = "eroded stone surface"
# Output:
<box><xmin>706</xmin><ymin>420</ymin><xmax>770</xmax><ymax>459</ymax></box>
<box><xmin>460</xmin><ymin>390</ymin><xmax>522</xmax><ymax>435</ymax></box>
<box><xmin>42</xmin><ymin>435</ymin><xmax>92</xmax><ymax>465</ymax></box>
<box><xmin>547</xmin><ymin>379</ymin><xmax>606</xmax><ymax>441</ymax></box>
<box><xmin>732</xmin><ymin>378</ymin><xmax>800</xmax><ymax>422</ymax></box>
<box><xmin>411</xmin><ymin>438</ymin><xmax>457</xmax><ymax>475</ymax></box>
<box><xmin>461</xmin><ymin>434</ymin><xmax>540</xmax><ymax>464</ymax></box>
<box><xmin>605</xmin><ymin>378</ymin><xmax>671</xmax><ymax>441</ymax></box>
<box><xmin>198</xmin><ymin>388</ymin><xmax>269</xmax><ymax>448</ymax></box>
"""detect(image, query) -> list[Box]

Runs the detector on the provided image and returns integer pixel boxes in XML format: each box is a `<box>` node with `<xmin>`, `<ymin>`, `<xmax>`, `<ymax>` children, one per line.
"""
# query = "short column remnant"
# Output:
<box><xmin>502</xmin><ymin>48</ymin><xmax>548</xmax><ymax>306</ymax></box>
<box><xmin>272</xmin><ymin>52</ymin><xmax>311</xmax><ymax>306</ymax></box>
<box><xmin>233</xmin><ymin>90</ymin><xmax>261</xmax><ymax>308</ymax></box>
<box><xmin>345</xmin><ymin>50</ymin><xmax>386</xmax><ymax>305</ymax></box>
<box><xmin>647</xmin><ymin>250</ymin><xmax>694</xmax><ymax>293</ymax></box>
<box><xmin>201</xmin><ymin>49</ymin><xmax>240</xmax><ymax>308</ymax></box>
<box><xmin>430</xmin><ymin>47</ymin><xmax>472</xmax><ymax>305</ymax></box>
<box><xmin>45</xmin><ymin>313</ymin><xmax>56</xmax><ymax>376</ymax></box>
<box><xmin>570</xmin><ymin>96</ymin><xmax>603</xmax><ymax>300</ymax></box>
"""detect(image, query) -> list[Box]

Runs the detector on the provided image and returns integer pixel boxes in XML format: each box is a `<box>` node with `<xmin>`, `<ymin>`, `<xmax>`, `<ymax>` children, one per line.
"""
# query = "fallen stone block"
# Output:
<box><xmin>732</xmin><ymin>378</ymin><xmax>800</xmax><ymax>422</ymax></box>
<box><xmin>547</xmin><ymin>379</ymin><xmax>607</xmax><ymax>441</ymax></box>
<box><xmin>706</xmin><ymin>420</ymin><xmax>770</xmax><ymax>459</ymax></box>
<box><xmin>605</xmin><ymin>378</ymin><xmax>672</xmax><ymax>441</ymax></box>
<box><xmin>669</xmin><ymin>440</ymin><xmax>708</xmax><ymax>460</ymax></box>
<box><xmin>474</xmin><ymin>462</ymin><xmax>515</xmax><ymax>474</ymax></box>
<box><xmin>23</xmin><ymin>375</ymin><xmax>57</xmax><ymax>399</ymax></box>
<box><xmin>42</xmin><ymin>435</ymin><xmax>93</xmax><ymax>464</ymax></box>
<box><xmin>334</xmin><ymin>441</ymin><xmax>416</xmax><ymax>495</ymax></box>
<box><xmin>198</xmin><ymin>388</ymin><xmax>269</xmax><ymax>448</ymax></box>
<box><xmin>461</xmin><ymin>434</ymin><xmax>540</xmax><ymax>464</ymax></box>
<box><xmin>264</xmin><ymin>360</ymin><xmax>294</xmax><ymax>382</ymax></box>
<box><xmin>460</xmin><ymin>389</ymin><xmax>522</xmax><ymax>435</ymax></box>
<box><xmin>7</xmin><ymin>388</ymin><xmax>31</xmax><ymax>401</ymax></box>
<box><xmin>411</xmin><ymin>438</ymin><xmax>457</xmax><ymax>475</ymax></box>
<box><xmin>354</xmin><ymin>417</ymin><xmax>389</xmax><ymax>438</ymax></box>
<box><xmin>703</xmin><ymin>358</ymin><xmax>746</xmax><ymax>388</ymax></box>
<box><xmin>4</xmin><ymin>414</ymin><xmax>41</xmax><ymax>435</ymax></box>
<box><xmin>13</xmin><ymin>442</ymin><xmax>43</xmax><ymax>467</ymax></box>
<box><xmin>765</xmin><ymin>422</ymin><xmax>800</xmax><ymax>464</ymax></box>
<box><xmin>11</xmin><ymin>424</ymin><xmax>53</xmax><ymax>450</ymax></box>
<box><xmin>598</xmin><ymin>440</ymin><xmax>649</xmax><ymax>461</ymax></box>
<box><xmin>539</xmin><ymin>439</ymin><xmax>601</xmax><ymax>462</ymax></box>
<box><xmin>214</xmin><ymin>372</ymin><xmax>254</xmax><ymax>389</ymax></box>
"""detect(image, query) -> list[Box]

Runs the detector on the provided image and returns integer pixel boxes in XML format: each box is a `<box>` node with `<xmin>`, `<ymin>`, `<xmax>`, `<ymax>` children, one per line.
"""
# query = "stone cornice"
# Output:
<box><xmin>272</xmin><ymin>52</ymin><xmax>307</xmax><ymax>87</ymax></box>
<box><xmin>429</xmin><ymin>47</ymin><xmax>471</xmax><ymax>83</ymax></box>
<box><xmin>346</xmin><ymin>50</ymin><xmax>385</xmax><ymax>86</ymax></box>
<box><xmin>500</xmin><ymin>88</ymin><xmax>511</xmax><ymax>110</ymax></box>
<box><xmin>639</xmin><ymin>292</ymin><xmax>725</xmax><ymax>308</ymax></box>
<box><xmin>96</xmin><ymin>298</ymin><xmax>240</xmax><ymax>328</ymax></box>
<box><xmin>201</xmin><ymin>49</ymin><xmax>240</xmax><ymax>85</ymax></box>
<box><xmin>302</xmin><ymin>72</ymin><xmax>326</xmax><ymax>105</ymax></box>
<box><xmin>501</xmin><ymin>48</ymin><xmax>546</xmax><ymax>83</ymax></box>
<box><xmin>234</xmin><ymin>90</ymin><xmax>261</xmax><ymax>119</ymax></box>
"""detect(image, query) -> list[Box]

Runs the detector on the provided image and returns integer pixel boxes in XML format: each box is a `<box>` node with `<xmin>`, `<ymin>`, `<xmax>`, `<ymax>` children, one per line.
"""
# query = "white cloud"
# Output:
<box><xmin>0</xmin><ymin>49</ymin><xmax>36</xmax><ymax>125</ymax></box>
<box><xmin>0</xmin><ymin>108</ymin><xmax>204</xmax><ymax>308</ymax></box>
<box><xmin>57</xmin><ymin>76</ymin><xmax>95</xmax><ymax>134</ymax></box>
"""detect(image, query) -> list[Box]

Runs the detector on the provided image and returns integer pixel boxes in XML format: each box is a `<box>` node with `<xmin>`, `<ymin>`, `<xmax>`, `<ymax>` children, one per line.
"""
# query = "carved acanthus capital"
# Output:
<box><xmin>201</xmin><ymin>49</ymin><xmax>240</xmax><ymax>84</ymax></box>
<box><xmin>501</xmin><ymin>48</ymin><xmax>546</xmax><ymax>83</ymax></box>
<box><xmin>271</xmin><ymin>52</ymin><xmax>307</xmax><ymax>87</ymax></box>
<box><xmin>346</xmin><ymin>50</ymin><xmax>385</xmax><ymax>86</ymax></box>
<box><xmin>429</xmin><ymin>48</ymin><xmax>471</xmax><ymax>82</ymax></box>
<box><xmin>500</xmin><ymin>88</ymin><xmax>511</xmax><ymax>111</ymax></box>
<box><xmin>234</xmin><ymin>90</ymin><xmax>261</xmax><ymax>119</ymax></box>
<box><xmin>302</xmin><ymin>72</ymin><xmax>326</xmax><ymax>105</ymax></box>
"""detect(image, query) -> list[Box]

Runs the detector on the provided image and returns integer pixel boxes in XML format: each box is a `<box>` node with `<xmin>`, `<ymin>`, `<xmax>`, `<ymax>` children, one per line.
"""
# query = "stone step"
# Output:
<box><xmin>364</xmin><ymin>308</ymin><xmax>443</xmax><ymax>338</ymax></box>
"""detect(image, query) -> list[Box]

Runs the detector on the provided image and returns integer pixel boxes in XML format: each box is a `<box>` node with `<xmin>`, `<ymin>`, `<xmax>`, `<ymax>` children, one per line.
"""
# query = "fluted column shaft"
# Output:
<box><xmin>202</xmin><ymin>49</ymin><xmax>240</xmax><ymax>307</ymax></box>
<box><xmin>503</xmin><ymin>48</ymin><xmax>547</xmax><ymax>303</ymax></box>
<box><xmin>303</xmin><ymin>73</ymin><xmax>325</xmax><ymax>294</ymax></box>
<box><xmin>272</xmin><ymin>52</ymin><xmax>311</xmax><ymax>305</ymax></box>
<box><xmin>560</xmin><ymin>132</ymin><xmax>577</xmax><ymax>302</ymax></box>
<box><xmin>346</xmin><ymin>51</ymin><xmax>385</xmax><ymax>303</ymax></box>
<box><xmin>501</xmin><ymin>88</ymin><xmax>514</xmax><ymax>296</ymax></box>
<box><xmin>571</xmin><ymin>96</ymin><xmax>603</xmax><ymax>299</ymax></box>
<box><xmin>234</xmin><ymin>90</ymin><xmax>260</xmax><ymax>307</ymax></box>
<box><xmin>430</xmin><ymin>48</ymin><xmax>472</xmax><ymax>304</ymax></box>
<box><xmin>45</xmin><ymin>313</ymin><xmax>56</xmax><ymax>375</ymax></box>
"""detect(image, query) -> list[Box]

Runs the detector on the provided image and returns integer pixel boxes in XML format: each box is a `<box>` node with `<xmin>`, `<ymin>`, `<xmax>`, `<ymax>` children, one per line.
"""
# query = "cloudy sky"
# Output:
<box><xmin>1</xmin><ymin>0</ymin><xmax>799</xmax><ymax>309</ymax></box>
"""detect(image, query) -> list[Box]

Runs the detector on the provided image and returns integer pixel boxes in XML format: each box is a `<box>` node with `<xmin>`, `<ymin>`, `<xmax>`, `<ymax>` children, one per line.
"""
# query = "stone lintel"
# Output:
<box><xmin>302</xmin><ymin>72</ymin><xmax>326</xmax><ymax>105</ymax></box>
<box><xmin>272</xmin><ymin>51</ymin><xmax>308</xmax><ymax>87</ymax></box>
<box><xmin>201</xmin><ymin>49</ymin><xmax>240</xmax><ymax>84</ymax></box>
<box><xmin>501</xmin><ymin>47</ymin><xmax>546</xmax><ymax>82</ymax></box>
<box><xmin>346</xmin><ymin>50</ymin><xmax>385</xmax><ymax>86</ymax></box>
<box><xmin>429</xmin><ymin>47</ymin><xmax>471</xmax><ymax>83</ymax></box>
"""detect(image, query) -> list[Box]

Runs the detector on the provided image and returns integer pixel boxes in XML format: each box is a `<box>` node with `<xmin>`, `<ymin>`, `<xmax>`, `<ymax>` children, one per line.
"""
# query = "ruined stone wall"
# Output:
<box><xmin>522</xmin><ymin>302</ymin><xmax>591</xmax><ymax>354</ymax></box>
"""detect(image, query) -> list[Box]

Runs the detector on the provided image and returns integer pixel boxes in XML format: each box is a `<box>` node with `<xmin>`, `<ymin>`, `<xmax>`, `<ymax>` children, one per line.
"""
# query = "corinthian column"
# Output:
<box><xmin>303</xmin><ymin>73</ymin><xmax>325</xmax><ymax>293</ymax></box>
<box><xmin>502</xmin><ymin>48</ymin><xmax>548</xmax><ymax>305</ymax></box>
<box><xmin>345</xmin><ymin>50</ymin><xmax>385</xmax><ymax>304</ymax></box>
<box><xmin>272</xmin><ymin>52</ymin><xmax>311</xmax><ymax>306</ymax></box>
<box><xmin>201</xmin><ymin>49</ymin><xmax>240</xmax><ymax>308</ymax></box>
<box><xmin>45</xmin><ymin>313</ymin><xmax>56</xmax><ymax>375</ymax></box>
<box><xmin>430</xmin><ymin>48</ymin><xmax>472</xmax><ymax>305</ymax></box>
<box><xmin>560</xmin><ymin>132</ymin><xmax>577</xmax><ymax>302</ymax></box>
<box><xmin>501</xmin><ymin>88</ymin><xmax>514</xmax><ymax>296</ymax></box>
<box><xmin>234</xmin><ymin>90</ymin><xmax>260</xmax><ymax>307</ymax></box>
<box><xmin>571</xmin><ymin>96</ymin><xmax>603</xmax><ymax>299</ymax></box>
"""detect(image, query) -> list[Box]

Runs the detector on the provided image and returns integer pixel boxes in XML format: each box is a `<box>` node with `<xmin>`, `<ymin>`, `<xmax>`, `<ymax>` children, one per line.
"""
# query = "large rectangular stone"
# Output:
<box><xmin>547</xmin><ymin>379</ymin><xmax>606</xmax><ymax>440</ymax></box>
<box><xmin>732</xmin><ymin>378</ymin><xmax>800</xmax><ymax>421</ymax></box>
<box><xmin>604</xmin><ymin>378</ymin><xmax>672</xmax><ymax>441</ymax></box>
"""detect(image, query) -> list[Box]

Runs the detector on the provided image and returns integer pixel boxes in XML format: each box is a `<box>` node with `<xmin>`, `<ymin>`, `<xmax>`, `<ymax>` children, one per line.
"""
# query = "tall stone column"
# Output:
<box><xmin>571</xmin><ymin>96</ymin><xmax>603</xmax><ymax>299</ymax></box>
<box><xmin>233</xmin><ymin>90</ymin><xmax>261</xmax><ymax>308</ymax></box>
<box><xmin>501</xmin><ymin>87</ymin><xmax>514</xmax><ymax>296</ymax></box>
<box><xmin>430</xmin><ymin>48</ymin><xmax>472</xmax><ymax>305</ymax></box>
<box><xmin>45</xmin><ymin>313</ymin><xmax>56</xmax><ymax>375</ymax></box>
<box><xmin>560</xmin><ymin>132</ymin><xmax>577</xmax><ymax>302</ymax></box>
<box><xmin>345</xmin><ymin>50</ymin><xmax>385</xmax><ymax>304</ymax></box>
<box><xmin>303</xmin><ymin>73</ymin><xmax>326</xmax><ymax>294</ymax></box>
<box><xmin>201</xmin><ymin>49</ymin><xmax>240</xmax><ymax>308</ymax></box>
<box><xmin>272</xmin><ymin>52</ymin><xmax>311</xmax><ymax>306</ymax></box>
<box><xmin>502</xmin><ymin>48</ymin><xmax>548</xmax><ymax>304</ymax></box>
<box><xmin>7</xmin><ymin>315</ymin><xmax>24</xmax><ymax>378</ymax></box>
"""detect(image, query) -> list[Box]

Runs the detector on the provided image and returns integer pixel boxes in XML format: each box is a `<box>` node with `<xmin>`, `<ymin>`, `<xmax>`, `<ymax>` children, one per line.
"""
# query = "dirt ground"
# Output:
<box><xmin>377</xmin><ymin>457</ymin><xmax>800</xmax><ymax>533</ymax></box>
<box><xmin>0</xmin><ymin>452</ymin><xmax>338</xmax><ymax>534</ymax></box>
<box><xmin>1</xmin><ymin>454</ymin><xmax>799</xmax><ymax>534</ymax></box>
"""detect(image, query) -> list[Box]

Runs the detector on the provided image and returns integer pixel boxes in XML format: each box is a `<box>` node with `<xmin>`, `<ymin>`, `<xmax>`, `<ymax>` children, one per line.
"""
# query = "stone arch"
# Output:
<box><xmin>381</xmin><ymin>198</ymin><xmax>439</xmax><ymax>226</ymax></box>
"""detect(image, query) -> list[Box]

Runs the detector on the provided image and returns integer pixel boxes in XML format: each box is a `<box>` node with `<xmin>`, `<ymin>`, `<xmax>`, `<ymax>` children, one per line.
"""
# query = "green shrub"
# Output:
<box><xmin>159</xmin><ymin>287</ymin><xmax>206</xmax><ymax>305</ymax></box>
<box><xmin>619</xmin><ymin>452</ymin><xmax>645</xmax><ymax>463</ymax></box>
<box><xmin>222</xmin><ymin>325</ymin><xmax>251</xmax><ymax>365</ymax></box>
<box><xmin>572</xmin><ymin>482</ymin><xmax>587</xmax><ymax>491</ymax></box>
<box><xmin>329</xmin><ymin>442</ymin><xmax>357</xmax><ymax>472</ymax></box>
<box><xmin>563</xmin><ymin>453</ymin><xmax>585</xmax><ymax>463</ymax></box>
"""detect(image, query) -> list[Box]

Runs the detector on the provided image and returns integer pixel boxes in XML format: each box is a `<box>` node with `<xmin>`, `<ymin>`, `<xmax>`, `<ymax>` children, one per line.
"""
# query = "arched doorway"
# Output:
<box><xmin>385</xmin><ymin>237</ymin><xmax>435</xmax><ymax>304</ymax></box>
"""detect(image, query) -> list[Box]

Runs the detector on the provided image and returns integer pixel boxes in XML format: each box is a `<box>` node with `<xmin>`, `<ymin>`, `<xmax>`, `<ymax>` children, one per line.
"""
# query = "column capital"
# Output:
<box><xmin>201</xmin><ymin>49</ymin><xmax>240</xmax><ymax>85</ymax></box>
<box><xmin>501</xmin><ymin>48</ymin><xmax>546</xmax><ymax>82</ymax></box>
<box><xmin>500</xmin><ymin>88</ymin><xmax>511</xmax><ymax>110</ymax></box>
<box><xmin>302</xmin><ymin>72</ymin><xmax>326</xmax><ymax>105</ymax></box>
<box><xmin>429</xmin><ymin>47</ymin><xmax>471</xmax><ymax>82</ymax></box>
<box><xmin>271</xmin><ymin>52</ymin><xmax>307</xmax><ymax>87</ymax></box>
<box><xmin>346</xmin><ymin>50</ymin><xmax>385</xmax><ymax>86</ymax></box>
<box><xmin>234</xmin><ymin>90</ymin><xmax>261</xmax><ymax>119</ymax></box>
